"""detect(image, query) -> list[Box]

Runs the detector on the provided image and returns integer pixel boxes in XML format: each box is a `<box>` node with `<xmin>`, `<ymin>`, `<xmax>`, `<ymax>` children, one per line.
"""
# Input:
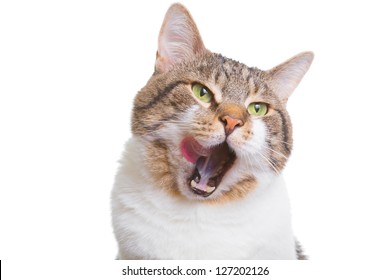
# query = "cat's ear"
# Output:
<box><xmin>266</xmin><ymin>52</ymin><xmax>314</xmax><ymax>103</ymax></box>
<box><xmin>155</xmin><ymin>3</ymin><xmax>206</xmax><ymax>73</ymax></box>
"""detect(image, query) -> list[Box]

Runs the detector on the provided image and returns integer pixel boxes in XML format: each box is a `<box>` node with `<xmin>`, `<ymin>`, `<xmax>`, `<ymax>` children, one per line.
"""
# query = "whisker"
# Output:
<box><xmin>262</xmin><ymin>146</ymin><xmax>288</xmax><ymax>160</ymax></box>
<box><xmin>238</xmin><ymin>143</ymin><xmax>274</xmax><ymax>175</ymax></box>
<box><xmin>255</xmin><ymin>150</ymin><xmax>280</xmax><ymax>175</ymax></box>
<box><xmin>271</xmin><ymin>139</ymin><xmax>293</xmax><ymax>147</ymax></box>
<box><xmin>262</xmin><ymin>156</ymin><xmax>279</xmax><ymax>174</ymax></box>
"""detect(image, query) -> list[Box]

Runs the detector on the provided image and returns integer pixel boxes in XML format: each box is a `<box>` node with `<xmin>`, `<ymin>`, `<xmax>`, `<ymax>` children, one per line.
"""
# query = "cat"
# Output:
<box><xmin>111</xmin><ymin>3</ymin><xmax>313</xmax><ymax>260</ymax></box>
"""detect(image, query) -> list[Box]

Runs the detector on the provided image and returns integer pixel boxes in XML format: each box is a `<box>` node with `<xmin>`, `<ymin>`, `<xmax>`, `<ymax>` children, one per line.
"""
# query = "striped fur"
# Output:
<box><xmin>133</xmin><ymin>51</ymin><xmax>299</xmax><ymax>180</ymax></box>
<box><xmin>112</xmin><ymin>3</ymin><xmax>313</xmax><ymax>259</ymax></box>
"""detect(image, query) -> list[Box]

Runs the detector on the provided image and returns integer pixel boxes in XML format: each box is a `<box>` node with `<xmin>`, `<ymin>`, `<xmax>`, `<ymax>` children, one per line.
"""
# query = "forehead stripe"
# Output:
<box><xmin>136</xmin><ymin>81</ymin><xmax>185</xmax><ymax>110</ymax></box>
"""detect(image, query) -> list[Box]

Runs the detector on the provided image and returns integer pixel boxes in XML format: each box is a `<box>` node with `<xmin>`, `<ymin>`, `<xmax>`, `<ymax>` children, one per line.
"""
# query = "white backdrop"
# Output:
<box><xmin>1</xmin><ymin>0</ymin><xmax>389</xmax><ymax>279</ymax></box>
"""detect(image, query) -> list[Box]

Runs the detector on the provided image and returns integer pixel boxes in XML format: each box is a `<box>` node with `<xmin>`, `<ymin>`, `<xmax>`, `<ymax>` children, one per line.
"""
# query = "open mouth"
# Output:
<box><xmin>180</xmin><ymin>137</ymin><xmax>236</xmax><ymax>197</ymax></box>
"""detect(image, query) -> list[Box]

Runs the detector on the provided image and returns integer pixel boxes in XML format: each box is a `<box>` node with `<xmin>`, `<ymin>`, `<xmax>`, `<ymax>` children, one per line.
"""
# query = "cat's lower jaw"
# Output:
<box><xmin>111</xmin><ymin>137</ymin><xmax>297</xmax><ymax>259</ymax></box>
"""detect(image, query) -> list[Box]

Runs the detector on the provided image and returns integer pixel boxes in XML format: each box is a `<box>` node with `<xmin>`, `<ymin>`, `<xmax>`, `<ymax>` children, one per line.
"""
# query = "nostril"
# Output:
<box><xmin>235</xmin><ymin>119</ymin><xmax>244</xmax><ymax>127</ymax></box>
<box><xmin>221</xmin><ymin>115</ymin><xmax>243</xmax><ymax>127</ymax></box>
<box><xmin>219</xmin><ymin>116</ymin><xmax>227</xmax><ymax>125</ymax></box>
<box><xmin>220</xmin><ymin>115</ymin><xmax>244</xmax><ymax>135</ymax></box>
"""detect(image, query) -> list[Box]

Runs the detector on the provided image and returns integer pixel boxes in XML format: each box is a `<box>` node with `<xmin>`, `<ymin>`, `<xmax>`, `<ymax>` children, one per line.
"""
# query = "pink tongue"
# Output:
<box><xmin>180</xmin><ymin>137</ymin><xmax>211</xmax><ymax>164</ymax></box>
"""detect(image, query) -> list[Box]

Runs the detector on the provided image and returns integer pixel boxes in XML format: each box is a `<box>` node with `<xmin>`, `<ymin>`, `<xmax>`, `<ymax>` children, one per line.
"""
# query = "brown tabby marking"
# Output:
<box><xmin>114</xmin><ymin>3</ymin><xmax>313</xmax><ymax>260</ymax></box>
<box><xmin>131</xmin><ymin>2</ymin><xmax>313</xmax><ymax>206</ymax></box>
<box><xmin>144</xmin><ymin>140</ymin><xmax>179</xmax><ymax>196</ymax></box>
<box><xmin>132</xmin><ymin>52</ymin><xmax>294</xmax><ymax>203</ymax></box>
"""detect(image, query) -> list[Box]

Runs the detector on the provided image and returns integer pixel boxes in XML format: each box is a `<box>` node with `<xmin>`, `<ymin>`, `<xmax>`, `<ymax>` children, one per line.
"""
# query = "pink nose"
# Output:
<box><xmin>220</xmin><ymin>115</ymin><xmax>243</xmax><ymax>135</ymax></box>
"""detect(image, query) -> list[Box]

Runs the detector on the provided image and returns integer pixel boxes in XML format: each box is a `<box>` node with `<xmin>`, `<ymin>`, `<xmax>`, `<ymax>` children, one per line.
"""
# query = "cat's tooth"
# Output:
<box><xmin>206</xmin><ymin>186</ymin><xmax>216</xmax><ymax>193</ymax></box>
<box><xmin>191</xmin><ymin>180</ymin><xmax>197</xmax><ymax>188</ymax></box>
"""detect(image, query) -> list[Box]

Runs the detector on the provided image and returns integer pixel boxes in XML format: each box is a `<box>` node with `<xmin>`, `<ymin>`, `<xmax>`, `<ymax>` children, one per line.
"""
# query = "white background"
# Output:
<box><xmin>1</xmin><ymin>0</ymin><xmax>390</xmax><ymax>279</ymax></box>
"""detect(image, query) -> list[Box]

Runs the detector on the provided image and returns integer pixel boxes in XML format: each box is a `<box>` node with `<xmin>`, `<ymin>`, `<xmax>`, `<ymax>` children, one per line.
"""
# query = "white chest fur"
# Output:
<box><xmin>111</xmin><ymin>138</ymin><xmax>297</xmax><ymax>259</ymax></box>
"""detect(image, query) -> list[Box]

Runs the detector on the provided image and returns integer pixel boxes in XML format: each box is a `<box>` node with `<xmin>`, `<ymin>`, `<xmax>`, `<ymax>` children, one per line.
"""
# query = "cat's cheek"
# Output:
<box><xmin>227</xmin><ymin>120</ymin><xmax>267</xmax><ymax>157</ymax></box>
<box><xmin>248</xmin><ymin>120</ymin><xmax>268</xmax><ymax>146</ymax></box>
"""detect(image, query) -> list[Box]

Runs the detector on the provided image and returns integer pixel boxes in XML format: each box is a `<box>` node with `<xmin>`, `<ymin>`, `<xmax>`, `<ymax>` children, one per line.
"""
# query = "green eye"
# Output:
<box><xmin>247</xmin><ymin>102</ymin><xmax>268</xmax><ymax>116</ymax></box>
<box><xmin>192</xmin><ymin>83</ymin><xmax>213</xmax><ymax>103</ymax></box>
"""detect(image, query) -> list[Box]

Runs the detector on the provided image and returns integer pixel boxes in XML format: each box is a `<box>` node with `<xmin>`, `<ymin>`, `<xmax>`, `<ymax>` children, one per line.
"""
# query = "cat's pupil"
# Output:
<box><xmin>254</xmin><ymin>104</ymin><xmax>261</xmax><ymax>112</ymax></box>
<box><xmin>200</xmin><ymin>88</ymin><xmax>207</xmax><ymax>97</ymax></box>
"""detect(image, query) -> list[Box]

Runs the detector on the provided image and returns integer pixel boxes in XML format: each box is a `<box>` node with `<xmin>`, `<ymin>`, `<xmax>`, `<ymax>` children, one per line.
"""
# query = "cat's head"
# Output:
<box><xmin>131</xmin><ymin>3</ymin><xmax>313</xmax><ymax>202</ymax></box>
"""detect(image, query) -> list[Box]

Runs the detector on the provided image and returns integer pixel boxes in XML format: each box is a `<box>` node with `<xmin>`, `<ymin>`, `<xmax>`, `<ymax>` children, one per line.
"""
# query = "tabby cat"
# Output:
<box><xmin>111</xmin><ymin>3</ymin><xmax>313</xmax><ymax>259</ymax></box>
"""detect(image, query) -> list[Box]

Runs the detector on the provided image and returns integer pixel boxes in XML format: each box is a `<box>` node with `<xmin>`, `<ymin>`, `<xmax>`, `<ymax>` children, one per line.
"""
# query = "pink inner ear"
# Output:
<box><xmin>155</xmin><ymin>3</ymin><xmax>206</xmax><ymax>73</ymax></box>
<box><xmin>268</xmin><ymin>52</ymin><xmax>314</xmax><ymax>102</ymax></box>
<box><xmin>155</xmin><ymin>51</ymin><xmax>173</xmax><ymax>73</ymax></box>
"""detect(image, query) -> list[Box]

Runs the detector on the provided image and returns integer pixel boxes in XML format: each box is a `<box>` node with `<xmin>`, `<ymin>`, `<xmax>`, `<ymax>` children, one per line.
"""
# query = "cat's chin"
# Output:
<box><xmin>180</xmin><ymin>137</ymin><xmax>236</xmax><ymax>199</ymax></box>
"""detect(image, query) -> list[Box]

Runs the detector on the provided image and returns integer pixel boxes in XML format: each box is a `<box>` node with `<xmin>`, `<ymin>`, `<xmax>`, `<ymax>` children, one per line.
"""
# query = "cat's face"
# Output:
<box><xmin>131</xmin><ymin>4</ymin><xmax>313</xmax><ymax>202</ymax></box>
